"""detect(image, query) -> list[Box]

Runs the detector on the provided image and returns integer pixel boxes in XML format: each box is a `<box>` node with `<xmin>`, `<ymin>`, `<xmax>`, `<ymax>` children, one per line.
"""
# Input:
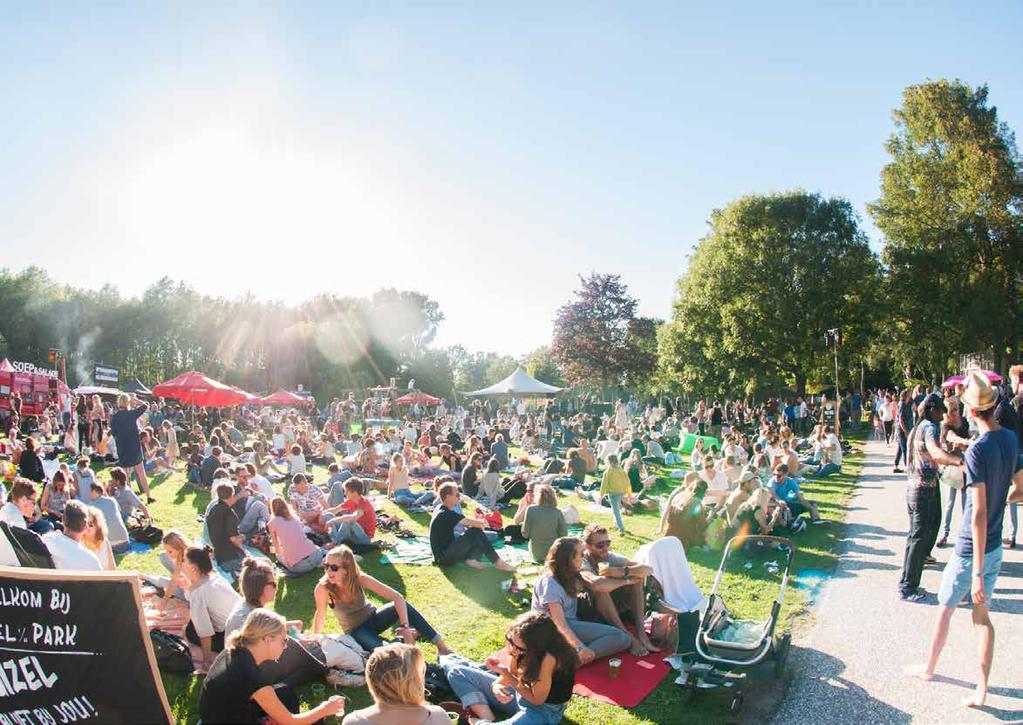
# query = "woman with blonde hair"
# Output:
<box><xmin>342</xmin><ymin>643</ymin><xmax>449</xmax><ymax>724</ymax></box>
<box><xmin>161</xmin><ymin>419</ymin><xmax>181</xmax><ymax>468</ymax></box>
<box><xmin>82</xmin><ymin>505</ymin><xmax>116</xmax><ymax>570</ymax></box>
<box><xmin>199</xmin><ymin>608</ymin><xmax>345</xmax><ymax>724</ymax></box>
<box><xmin>312</xmin><ymin>545</ymin><xmax>453</xmax><ymax>654</ymax></box>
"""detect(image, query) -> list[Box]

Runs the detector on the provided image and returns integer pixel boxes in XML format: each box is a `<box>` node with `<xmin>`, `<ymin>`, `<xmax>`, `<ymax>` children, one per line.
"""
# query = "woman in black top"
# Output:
<box><xmin>199</xmin><ymin>608</ymin><xmax>345</xmax><ymax>725</ymax></box>
<box><xmin>443</xmin><ymin>611</ymin><xmax>575</xmax><ymax>724</ymax></box>
<box><xmin>17</xmin><ymin>436</ymin><xmax>45</xmax><ymax>483</ymax></box>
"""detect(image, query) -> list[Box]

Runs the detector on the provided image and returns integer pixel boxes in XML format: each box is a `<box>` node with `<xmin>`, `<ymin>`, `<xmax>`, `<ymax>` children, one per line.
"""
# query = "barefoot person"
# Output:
<box><xmin>429</xmin><ymin>481</ymin><xmax>516</xmax><ymax>571</ymax></box>
<box><xmin>578</xmin><ymin>523</ymin><xmax>658</xmax><ymax>656</ymax></box>
<box><xmin>907</xmin><ymin>372</ymin><xmax>1023</xmax><ymax>707</ymax></box>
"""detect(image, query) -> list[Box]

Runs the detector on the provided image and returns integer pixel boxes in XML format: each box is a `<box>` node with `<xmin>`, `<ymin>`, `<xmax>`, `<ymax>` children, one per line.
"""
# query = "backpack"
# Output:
<box><xmin>150</xmin><ymin>629</ymin><xmax>193</xmax><ymax>674</ymax></box>
<box><xmin>128</xmin><ymin>515</ymin><xmax>164</xmax><ymax>546</ymax></box>
<box><xmin>424</xmin><ymin>663</ymin><xmax>455</xmax><ymax>702</ymax></box>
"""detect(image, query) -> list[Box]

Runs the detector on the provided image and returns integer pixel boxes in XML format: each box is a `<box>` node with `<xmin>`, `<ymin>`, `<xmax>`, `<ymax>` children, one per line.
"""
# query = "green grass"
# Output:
<box><xmin>120</xmin><ymin>439</ymin><xmax>865</xmax><ymax>724</ymax></box>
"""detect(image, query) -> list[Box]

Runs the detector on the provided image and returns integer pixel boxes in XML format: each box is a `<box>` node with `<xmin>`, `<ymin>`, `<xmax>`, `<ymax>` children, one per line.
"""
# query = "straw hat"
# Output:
<box><xmin>961</xmin><ymin>370</ymin><xmax>998</xmax><ymax>412</ymax></box>
<box><xmin>738</xmin><ymin>470</ymin><xmax>758</xmax><ymax>486</ymax></box>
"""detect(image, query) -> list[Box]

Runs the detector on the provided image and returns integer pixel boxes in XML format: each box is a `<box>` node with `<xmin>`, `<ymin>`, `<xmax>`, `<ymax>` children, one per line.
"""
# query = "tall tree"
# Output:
<box><xmin>523</xmin><ymin>345</ymin><xmax>565</xmax><ymax>387</ymax></box>
<box><xmin>551</xmin><ymin>273</ymin><xmax>655</xmax><ymax>389</ymax></box>
<box><xmin>869</xmin><ymin>80</ymin><xmax>1023</xmax><ymax>374</ymax></box>
<box><xmin>659</xmin><ymin>191</ymin><xmax>880</xmax><ymax>396</ymax></box>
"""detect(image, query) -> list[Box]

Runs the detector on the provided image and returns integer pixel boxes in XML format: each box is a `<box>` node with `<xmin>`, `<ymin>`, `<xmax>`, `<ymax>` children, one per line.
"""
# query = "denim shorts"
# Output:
<box><xmin>937</xmin><ymin>546</ymin><xmax>1003</xmax><ymax>607</ymax></box>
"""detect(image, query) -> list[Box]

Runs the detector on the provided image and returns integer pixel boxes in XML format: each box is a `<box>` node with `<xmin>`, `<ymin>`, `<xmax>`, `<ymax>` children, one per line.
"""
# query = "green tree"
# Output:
<box><xmin>869</xmin><ymin>79</ymin><xmax>1023</xmax><ymax>374</ymax></box>
<box><xmin>522</xmin><ymin>346</ymin><xmax>565</xmax><ymax>387</ymax></box>
<box><xmin>660</xmin><ymin>191</ymin><xmax>880</xmax><ymax>396</ymax></box>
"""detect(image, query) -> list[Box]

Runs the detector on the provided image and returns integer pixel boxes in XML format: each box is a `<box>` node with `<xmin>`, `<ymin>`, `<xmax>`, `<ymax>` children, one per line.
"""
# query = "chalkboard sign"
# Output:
<box><xmin>0</xmin><ymin>567</ymin><xmax>172</xmax><ymax>725</ymax></box>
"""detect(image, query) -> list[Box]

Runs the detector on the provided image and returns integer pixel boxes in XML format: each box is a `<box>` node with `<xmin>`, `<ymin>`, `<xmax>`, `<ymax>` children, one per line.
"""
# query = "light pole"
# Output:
<box><xmin>826</xmin><ymin>329</ymin><xmax>841</xmax><ymax>438</ymax></box>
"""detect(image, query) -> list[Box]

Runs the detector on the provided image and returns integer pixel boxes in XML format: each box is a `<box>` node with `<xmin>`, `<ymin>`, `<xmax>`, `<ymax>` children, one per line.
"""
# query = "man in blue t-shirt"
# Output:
<box><xmin>907</xmin><ymin>372</ymin><xmax>1023</xmax><ymax>708</ymax></box>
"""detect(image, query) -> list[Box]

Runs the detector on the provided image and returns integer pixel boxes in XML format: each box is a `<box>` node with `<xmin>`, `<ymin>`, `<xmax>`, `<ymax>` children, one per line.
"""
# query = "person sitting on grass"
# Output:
<box><xmin>87</xmin><ymin>482</ymin><xmax>131</xmax><ymax>555</ymax></box>
<box><xmin>386</xmin><ymin>453</ymin><xmax>434</xmax><ymax>508</ymax></box>
<box><xmin>224</xmin><ymin>557</ymin><xmax>330</xmax><ymax>687</ymax></box>
<box><xmin>722</xmin><ymin>471</ymin><xmax>760</xmax><ymax>528</ymax></box>
<box><xmin>42</xmin><ymin>500</ymin><xmax>101</xmax><ymax>571</ymax></box>
<box><xmin>287</xmin><ymin>473</ymin><xmax>332</xmax><ymax>534</ymax></box>
<box><xmin>343</xmin><ymin>643</ymin><xmax>450</xmax><ymax>725</ymax></box>
<box><xmin>698</xmin><ymin>455</ymin><xmax>731</xmax><ymax>507</ymax></box>
<box><xmin>522</xmin><ymin>484</ymin><xmax>567</xmax><ymax>564</ymax></box>
<box><xmin>312</xmin><ymin>545</ymin><xmax>454</xmax><ymax>654</ymax></box>
<box><xmin>768</xmin><ymin>463</ymin><xmax>821</xmax><ymax>531</ymax></box>
<box><xmin>199</xmin><ymin>608</ymin><xmax>346</xmax><ymax>725</ymax></box>
<box><xmin>207</xmin><ymin>482</ymin><xmax>247</xmax><ymax>579</ymax></box>
<box><xmin>734</xmin><ymin>487</ymin><xmax>786</xmax><ymax>535</ymax></box>
<box><xmin>328</xmin><ymin>477</ymin><xmax>377</xmax><ymax>549</ymax></box>
<box><xmin>531</xmin><ymin>536</ymin><xmax>631</xmax><ymax>665</ymax></box>
<box><xmin>183</xmin><ymin>545</ymin><xmax>242</xmax><ymax>674</ymax></box>
<box><xmin>268</xmin><ymin>497</ymin><xmax>327</xmax><ymax>576</ymax></box>
<box><xmin>578</xmin><ymin>523</ymin><xmax>659</xmax><ymax>656</ymax></box>
<box><xmin>658</xmin><ymin>473</ymin><xmax>710</xmax><ymax>550</ymax></box>
<box><xmin>429</xmin><ymin>481</ymin><xmax>515</xmax><ymax>570</ymax></box>
<box><xmin>108</xmin><ymin>466</ymin><xmax>151</xmax><ymax>523</ymax></box>
<box><xmin>443</xmin><ymin>611</ymin><xmax>575</xmax><ymax>725</ymax></box>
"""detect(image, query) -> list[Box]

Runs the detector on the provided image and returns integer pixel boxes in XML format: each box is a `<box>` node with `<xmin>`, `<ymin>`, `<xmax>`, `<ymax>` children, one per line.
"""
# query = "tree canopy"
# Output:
<box><xmin>659</xmin><ymin>191</ymin><xmax>880</xmax><ymax>396</ymax></box>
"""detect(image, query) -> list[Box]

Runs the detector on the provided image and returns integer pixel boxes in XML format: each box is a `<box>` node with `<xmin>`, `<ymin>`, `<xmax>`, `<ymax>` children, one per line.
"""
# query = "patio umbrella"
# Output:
<box><xmin>941</xmin><ymin>370</ymin><xmax>1003</xmax><ymax>388</ymax></box>
<box><xmin>152</xmin><ymin>371</ymin><xmax>251</xmax><ymax>407</ymax></box>
<box><xmin>259</xmin><ymin>389</ymin><xmax>306</xmax><ymax>406</ymax></box>
<box><xmin>393</xmin><ymin>391</ymin><xmax>442</xmax><ymax>406</ymax></box>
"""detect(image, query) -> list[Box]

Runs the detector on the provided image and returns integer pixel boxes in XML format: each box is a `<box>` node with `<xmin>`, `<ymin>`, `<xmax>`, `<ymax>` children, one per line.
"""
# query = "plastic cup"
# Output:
<box><xmin>310</xmin><ymin>683</ymin><xmax>326</xmax><ymax>699</ymax></box>
<box><xmin>608</xmin><ymin>657</ymin><xmax>622</xmax><ymax>678</ymax></box>
<box><xmin>447</xmin><ymin>713</ymin><xmax>460</xmax><ymax>723</ymax></box>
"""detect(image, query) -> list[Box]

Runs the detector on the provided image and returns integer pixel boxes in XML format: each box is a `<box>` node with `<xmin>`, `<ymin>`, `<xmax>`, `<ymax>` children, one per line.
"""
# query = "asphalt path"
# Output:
<box><xmin>771</xmin><ymin>437</ymin><xmax>1023</xmax><ymax>724</ymax></box>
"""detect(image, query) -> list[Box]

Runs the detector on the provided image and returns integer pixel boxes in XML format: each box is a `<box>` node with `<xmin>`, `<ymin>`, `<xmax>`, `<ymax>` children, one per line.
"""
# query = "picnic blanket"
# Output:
<box><xmin>488</xmin><ymin>639</ymin><xmax>670</xmax><ymax>709</ymax></box>
<box><xmin>572</xmin><ymin>649</ymin><xmax>671</xmax><ymax>707</ymax></box>
<box><xmin>379</xmin><ymin>536</ymin><xmax>537</xmax><ymax>568</ymax></box>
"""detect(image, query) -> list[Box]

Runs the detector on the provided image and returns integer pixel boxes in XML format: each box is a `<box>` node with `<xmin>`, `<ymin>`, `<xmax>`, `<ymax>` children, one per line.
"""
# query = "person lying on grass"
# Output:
<box><xmin>531</xmin><ymin>536</ymin><xmax>631</xmax><ymax>665</ymax></box>
<box><xmin>429</xmin><ymin>481</ymin><xmax>515</xmax><ymax>570</ymax></box>
<box><xmin>312</xmin><ymin>544</ymin><xmax>454</xmax><ymax>654</ymax></box>
<box><xmin>443</xmin><ymin>611</ymin><xmax>575</xmax><ymax>725</ymax></box>
<box><xmin>578</xmin><ymin>523</ymin><xmax>659</xmax><ymax>656</ymax></box>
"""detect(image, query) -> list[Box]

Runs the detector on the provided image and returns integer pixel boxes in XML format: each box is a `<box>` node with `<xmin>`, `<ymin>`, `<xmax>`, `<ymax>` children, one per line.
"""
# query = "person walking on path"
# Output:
<box><xmin>907</xmin><ymin>371</ymin><xmax>1023</xmax><ymax>708</ymax></box>
<box><xmin>893</xmin><ymin>389</ymin><xmax>913</xmax><ymax>473</ymax></box>
<box><xmin>897</xmin><ymin>392</ymin><xmax>965</xmax><ymax>602</ymax></box>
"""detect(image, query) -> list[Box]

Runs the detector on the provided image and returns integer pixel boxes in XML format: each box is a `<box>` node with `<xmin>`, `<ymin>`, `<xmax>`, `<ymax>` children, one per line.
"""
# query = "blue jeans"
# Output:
<box><xmin>815</xmin><ymin>462</ymin><xmax>841</xmax><ymax>478</ymax></box>
<box><xmin>330</xmin><ymin>520</ymin><xmax>372</xmax><ymax>547</ymax></box>
<box><xmin>393</xmin><ymin>488</ymin><xmax>435</xmax><ymax>507</ymax></box>
<box><xmin>608</xmin><ymin>494</ymin><xmax>625</xmax><ymax>534</ymax></box>
<box><xmin>441</xmin><ymin>656</ymin><xmax>566</xmax><ymax>725</ymax></box>
<box><xmin>349</xmin><ymin>602</ymin><xmax>440</xmax><ymax>651</ymax></box>
<box><xmin>282</xmin><ymin>547</ymin><xmax>325</xmax><ymax>576</ymax></box>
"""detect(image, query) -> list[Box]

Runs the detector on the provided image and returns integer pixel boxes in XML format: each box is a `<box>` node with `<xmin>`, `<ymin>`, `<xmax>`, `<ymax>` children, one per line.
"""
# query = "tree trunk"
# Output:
<box><xmin>795</xmin><ymin>374</ymin><xmax>806</xmax><ymax>397</ymax></box>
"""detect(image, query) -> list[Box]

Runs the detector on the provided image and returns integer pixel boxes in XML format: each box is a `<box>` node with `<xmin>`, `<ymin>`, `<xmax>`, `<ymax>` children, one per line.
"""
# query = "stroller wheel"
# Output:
<box><xmin>730</xmin><ymin>692</ymin><xmax>744</xmax><ymax>714</ymax></box>
<box><xmin>774</xmin><ymin>633</ymin><xmax>792</xmax><ymax>677</ymax></box>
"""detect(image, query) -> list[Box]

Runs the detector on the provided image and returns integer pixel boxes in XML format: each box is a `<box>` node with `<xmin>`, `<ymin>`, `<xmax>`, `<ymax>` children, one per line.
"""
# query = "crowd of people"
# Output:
<box><xmin>0</xmin><ymin>382</ymin><xmax>866</xmax><ymax>723</ymax></box>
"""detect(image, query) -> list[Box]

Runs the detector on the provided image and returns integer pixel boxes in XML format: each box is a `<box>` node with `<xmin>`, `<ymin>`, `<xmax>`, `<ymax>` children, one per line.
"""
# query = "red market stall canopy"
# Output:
<box><xmin>393</xmin><ymin>391</ymin><xmax>443</xmax><ymax>406</ymax></box>
<box><xmin>258</xmin><ymin>389</ymin><xmax>306</xmax><ymax>406</ymax></box>
<box><xmin>152</xmin><ymin>371</ymin><xmax>252</xmax><ymax>407</ymax></box>
<box><xmin>0</xmin><ymin>358</ymin><xmax>72</xmax><ymax>415</ymax></box>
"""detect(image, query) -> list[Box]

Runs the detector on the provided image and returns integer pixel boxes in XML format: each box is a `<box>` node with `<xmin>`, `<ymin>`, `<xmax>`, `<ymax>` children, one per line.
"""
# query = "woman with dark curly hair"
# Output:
<box><xmin>444</xmin><ymin>611</ymin><xmax>576</xmax><ymax>724</ymax></box>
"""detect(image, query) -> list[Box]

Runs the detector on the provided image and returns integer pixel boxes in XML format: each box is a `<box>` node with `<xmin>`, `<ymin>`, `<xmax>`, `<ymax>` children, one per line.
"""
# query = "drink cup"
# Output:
<box><xmin>608</xmin><ymin>657</ymin><xmax>622</xmax><ymax>678</ymax></box>
<box><xmin>447</xmin><ymin>713</ymin><xmax>460</xmax><ymax>723</ymax></box>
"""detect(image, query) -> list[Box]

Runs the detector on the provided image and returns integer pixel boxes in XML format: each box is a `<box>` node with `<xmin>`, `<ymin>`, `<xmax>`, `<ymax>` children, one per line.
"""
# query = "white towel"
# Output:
<box><xmin>635</xmin><ymin>536</ymin><xmax>706</xmax><ymax>613</ymax></box>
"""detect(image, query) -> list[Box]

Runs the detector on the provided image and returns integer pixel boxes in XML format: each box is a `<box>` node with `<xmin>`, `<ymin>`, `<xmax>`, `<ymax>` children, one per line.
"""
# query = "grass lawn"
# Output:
<box><xmin>119</xmin><ymin>437</ymin><xmax>865</xmax><ymax>724</ymax></box>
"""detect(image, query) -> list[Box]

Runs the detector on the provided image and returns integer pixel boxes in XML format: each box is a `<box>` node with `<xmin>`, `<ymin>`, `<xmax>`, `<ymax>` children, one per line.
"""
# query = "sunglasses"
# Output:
<box><xmin>323</xmin><ymin>563</ymin><xmax>342</xmax><ymax>572</ymax></box>
<box><xmin>590</xmin><ymin>540</ymin><xmax>612</xmax><ymax>549</ymax></box>
<box><xmin>505</xmin><ymin>635</ymin><xmax>526</xmax><ymax>652</ymax></box>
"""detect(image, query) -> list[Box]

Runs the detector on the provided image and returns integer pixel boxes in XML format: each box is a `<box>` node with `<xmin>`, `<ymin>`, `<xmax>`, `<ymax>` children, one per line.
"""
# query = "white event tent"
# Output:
<box><xmin>464</xmin><ymin>367</ymin><xmax>563</xmax><ymax>397</ymax></box>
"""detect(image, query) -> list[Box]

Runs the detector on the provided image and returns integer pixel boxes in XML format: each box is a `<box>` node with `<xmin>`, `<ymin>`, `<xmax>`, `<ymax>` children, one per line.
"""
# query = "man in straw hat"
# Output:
<box><xmin>907</xmin><ymin>370</ymin><xmax>1023</xmax><ymax>708</ymax></box>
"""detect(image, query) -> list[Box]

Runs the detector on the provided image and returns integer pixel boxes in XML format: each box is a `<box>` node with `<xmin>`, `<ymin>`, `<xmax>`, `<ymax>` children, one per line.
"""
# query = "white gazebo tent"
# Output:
<box><xmin>464</xmin><ymin>367</ymin><xmax>563</xmax><ymax>397</ymax></box>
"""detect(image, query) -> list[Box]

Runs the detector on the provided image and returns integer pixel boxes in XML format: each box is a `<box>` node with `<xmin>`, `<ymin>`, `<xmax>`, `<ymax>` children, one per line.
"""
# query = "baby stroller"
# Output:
<box><xmin>676</xmin><ymin>535</ymin><xmax>794</xmax><ymax>714</ymax></box>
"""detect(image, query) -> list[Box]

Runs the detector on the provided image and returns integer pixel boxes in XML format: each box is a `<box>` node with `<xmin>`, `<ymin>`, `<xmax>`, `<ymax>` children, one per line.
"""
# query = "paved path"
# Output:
<box><xmin>772</xmin><ymin>438</ymin><xmax>1023</xmax><ymax>724</ymax></box>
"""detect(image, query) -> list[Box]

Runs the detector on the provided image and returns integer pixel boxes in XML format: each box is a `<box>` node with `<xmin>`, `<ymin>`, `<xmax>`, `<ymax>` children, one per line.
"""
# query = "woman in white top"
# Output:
<box><xmin>183</xmin><ymin>545</ymin><xmax>243</xmax><ymax>673</ymax></box>
<box><xmin>689</xmin><ymin>438</ymin><xmax>706</xmax><ymax>470</ymax></box>
<box><xmin>286</xmin><ymin>444</ymin><xmax>307</xmax><ymax>477</ymax></box>
<box><xmin>478</xmin><ymin>458</ymin><xmax>504</xmax><ymax>509</ymax></box>
<box><xmin>161</xmin><ymin>420</ymin><xmax>181</xmax><ymax>468</ymax></box>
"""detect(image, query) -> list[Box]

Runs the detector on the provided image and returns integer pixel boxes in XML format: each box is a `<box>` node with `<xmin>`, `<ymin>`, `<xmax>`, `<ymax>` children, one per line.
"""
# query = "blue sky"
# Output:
<box><xmin>2</xmin><ymin>2</ymin><xmax>1021</xmax><ymax>356</ymax></box>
